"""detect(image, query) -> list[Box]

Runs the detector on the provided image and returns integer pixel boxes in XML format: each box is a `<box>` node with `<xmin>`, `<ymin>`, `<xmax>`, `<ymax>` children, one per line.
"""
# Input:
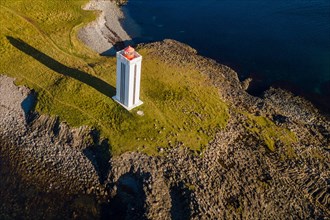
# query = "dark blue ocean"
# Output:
<box><xmin>122</xmin><ymin>0</ymin><xmax>330</xmax><ymax>112</ymax></box>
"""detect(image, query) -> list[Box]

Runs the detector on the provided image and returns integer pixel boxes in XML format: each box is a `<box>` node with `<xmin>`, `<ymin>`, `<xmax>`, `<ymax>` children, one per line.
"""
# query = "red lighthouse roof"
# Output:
<box><xmin>124</xmin><ymin>46</ymin><xmax>135</xmax><ymax>53</ymax></box>
<box><xmin>123</xmin><ymin>46</ymin><xmax>135</xmax><ymax>60</ymax></box>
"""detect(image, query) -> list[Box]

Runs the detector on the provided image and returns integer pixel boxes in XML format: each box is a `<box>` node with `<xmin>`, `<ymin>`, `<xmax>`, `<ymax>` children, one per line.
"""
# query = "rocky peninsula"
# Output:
<box><xmin>1</xmin><ymin>0</ymin><xmax>329</xmax><ymax>219</ymax></box>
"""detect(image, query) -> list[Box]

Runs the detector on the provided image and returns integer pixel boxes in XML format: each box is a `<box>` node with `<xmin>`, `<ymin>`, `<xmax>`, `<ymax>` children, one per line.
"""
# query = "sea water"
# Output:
<box><xmin>122</xmin><ymin>0</ymin><xmax>330</xmax><ymax>111</ymax></box>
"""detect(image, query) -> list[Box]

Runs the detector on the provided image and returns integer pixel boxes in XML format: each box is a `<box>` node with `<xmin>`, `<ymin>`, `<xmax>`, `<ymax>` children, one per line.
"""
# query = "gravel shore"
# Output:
<box><xmin>78</xmin><ymin>0</ymin><xmax>133</xmax><ymax>55</ymax></box>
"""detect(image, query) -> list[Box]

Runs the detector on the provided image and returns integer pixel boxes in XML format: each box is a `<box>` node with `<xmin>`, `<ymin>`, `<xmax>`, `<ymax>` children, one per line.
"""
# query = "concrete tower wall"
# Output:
<box><xmin>113</xmin><ymin>49</ymin><xmax>143</xmax><ymax>110</ymax></box>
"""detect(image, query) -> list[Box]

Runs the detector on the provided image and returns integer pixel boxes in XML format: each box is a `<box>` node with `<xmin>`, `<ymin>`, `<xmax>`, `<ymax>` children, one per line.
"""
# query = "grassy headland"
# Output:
<box><xmin>0</xmin><ymin>0</ymin><xmax>298</xmax><ymax>155</ymax></box>
<box><xmin>0</xmin><ymin>0</ymin><xmax>230</xmax><ymax>155</ymax></box>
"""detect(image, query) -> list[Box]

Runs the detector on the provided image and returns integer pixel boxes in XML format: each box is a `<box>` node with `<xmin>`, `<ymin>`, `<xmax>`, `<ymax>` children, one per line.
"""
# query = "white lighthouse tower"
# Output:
<box><xmin>112</xmin><ymin>46</ymin><xmax>143</xmax><ymax>110</ymax></box>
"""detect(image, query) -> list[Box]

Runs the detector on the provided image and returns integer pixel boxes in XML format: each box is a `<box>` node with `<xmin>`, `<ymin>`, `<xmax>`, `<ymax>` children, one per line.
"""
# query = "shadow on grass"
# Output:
<box><xmin>7</xmin><ymin>36</ymin><xmax>116</xmax><ymax>98</ymax></box>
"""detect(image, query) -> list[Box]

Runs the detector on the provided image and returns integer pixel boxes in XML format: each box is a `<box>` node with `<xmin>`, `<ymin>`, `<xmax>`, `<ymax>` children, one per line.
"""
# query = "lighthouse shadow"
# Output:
<box><xmin>6</xmin><ymin>36</ymin><xmax>116</xmax><ymax>98</ymax></box>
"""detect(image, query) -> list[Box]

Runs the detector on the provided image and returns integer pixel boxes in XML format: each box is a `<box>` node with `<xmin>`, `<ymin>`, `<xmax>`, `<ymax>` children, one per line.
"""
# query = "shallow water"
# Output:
<box><xmin>122</xmin><ymin>0</ymin><xmax>330</xmax><ymax>112</ymax></box>
<box><xmin>21</xmin><ymin>92</ymin><xmax>36</xmax><ymax>118</ymax></box>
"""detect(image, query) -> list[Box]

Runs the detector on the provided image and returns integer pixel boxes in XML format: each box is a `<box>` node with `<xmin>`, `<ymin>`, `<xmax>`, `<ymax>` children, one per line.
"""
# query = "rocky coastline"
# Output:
<box><xmin>1</xmin><ymin>0</ymin><xmax>329</xmax><ymax>219</ymax></box>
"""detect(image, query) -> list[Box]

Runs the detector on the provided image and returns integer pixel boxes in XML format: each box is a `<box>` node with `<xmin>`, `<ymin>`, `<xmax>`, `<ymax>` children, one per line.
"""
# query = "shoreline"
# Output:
<box><xmin>245</xmin><ymin>71</ymin><xmax>330</xmax><ymax>119</ymax></box>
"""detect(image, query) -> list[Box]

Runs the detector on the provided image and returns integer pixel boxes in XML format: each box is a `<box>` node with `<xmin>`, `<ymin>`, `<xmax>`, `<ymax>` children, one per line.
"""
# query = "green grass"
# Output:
<box><xmin>244</xmin><ymin>114</ymin><xmax>297</xmax><ymax>152</ymax></box>
<box><xmin>0</xmin><ymin>0</ymin><xmax>229</xmax><ymax>155</ymax></box>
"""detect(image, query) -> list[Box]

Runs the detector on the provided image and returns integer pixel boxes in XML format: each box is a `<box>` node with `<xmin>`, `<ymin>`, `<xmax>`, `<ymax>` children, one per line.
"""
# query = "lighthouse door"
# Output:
<box><xmin>120</xmin><ymin>63</ymin><xmax>126</xmax><ymax>104</ymax></box>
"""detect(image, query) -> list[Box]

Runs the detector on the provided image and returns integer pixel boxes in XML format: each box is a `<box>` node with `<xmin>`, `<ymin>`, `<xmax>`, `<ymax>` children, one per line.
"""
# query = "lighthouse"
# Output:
<box><xmin>112</xmin><ymin>46</ymin><xmax>143</xmax><ymax>110</ymax></box>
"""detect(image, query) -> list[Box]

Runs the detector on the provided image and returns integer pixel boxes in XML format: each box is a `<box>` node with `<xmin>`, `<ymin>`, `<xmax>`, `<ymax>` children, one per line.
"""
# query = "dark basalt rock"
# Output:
<box><xmin>272</xmin><ymin>114</ymin><xmax>288</xmax><ymax>124</ymax></box>
<box><xmin>114</xmin><ymin>0</ymin><xmax>128</xmax><ymax>6</ymax></box>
